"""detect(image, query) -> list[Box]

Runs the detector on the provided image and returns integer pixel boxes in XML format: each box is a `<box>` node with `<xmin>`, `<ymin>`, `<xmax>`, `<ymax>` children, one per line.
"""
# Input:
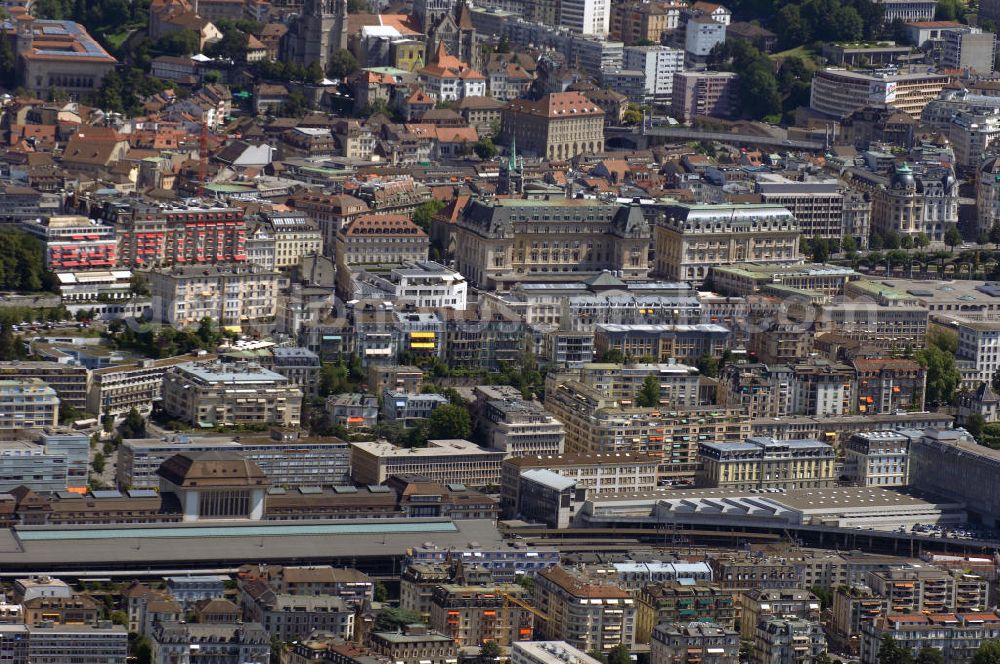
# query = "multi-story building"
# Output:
<box><xmin>350</xmin><ymin>439</ymin><xmax>506</xmax><ymax>487</ymax></box>
<box><xmin>348</xmin><ymin>261</ymin><xmax>467</xmax><ymax>309</ymax></box>
<box><xmin>0</xmin><ymin>362</ymin><xmax>89</xmax><ymax>411</ymax></box>
<box><xmin>22</xmin><ymin>595</ymin><xmax>100</xmax><ymax>626</ymax></box>
<box><xmin>753</xmin><ymin>619</ymin><xmax>826</xmax><ymax>664</ymax></box>
<box><xmin>947</xmin><ymin>107</ymin><xmax>1000</xmax><ymax>170</ymax></box>
<box><xmin>115</xmin><ymin>429</ymin><xmax>351</xmax><ymax>489</ymax></box>
<box><xmin>811</xmin><ymin>301</ymin><xmax>929</xmax><ymax>354</ymax></box>
<box><xmin>942</xmin><ymin>29</ymin><xmax>995</xmax><ymax>74</ymax></box>
<box><xmin>107</xmin><ymin>199</ymin><xmax>247</xmax><ymax>268</ymax></box>
<box><xmin>501</xmin><ymin>452</ymin><xmax>660</xmax><ymax>518</ymax></box>
<box><xmin>0</xmin><ymin>380</ymin><xmax>58</xmax><ymax>430</ymax></box>
<box><xmin>429</xmin><ymin>584</ymin><xmax>533</xmax><ymax>647</ymax></box>
<box><xmin>87</xmin><ymin>353</ymin><xmax>217</xmax><ymax>419</ymax></box>
<box><xmin>853</xmin><ymin>358</ymin><xmax>926</xmax><ymax>414</ymax></box>
<box><xmin>708</xmin><ymin>554</ymin><xmax>804</xmax><ymax>591</ymax></box>
<box><xmin>754</xmin><ymin>174</ymin><xmax>846</xmax><ymax>241</ymax></box>
<box><xmin>500</xmin><ymin>92</ymin><xmax>605</xmax><ymax>161</ymax></box>
<box><xmin>709</xmin><ymin>262</ymin><xmax>855</xmax><ymax>297</ymax></box>
<box><xmin>0</xmin><ymin>442</ymin><xmax>68</xmax><ymax>491</ymax></box>
<box><xmin>258</xmin><ymin>212</ymin><xmax>323</xmax><ymax>269</ymax></box>
<box><xmin>148</xmin><ymin>263</ymin><xmax>280</xmax><ymax>327</ymax></box>
<box><xmin>810</xmin><ymin>68</ymin><xmax>949</xmax><ymax>119</ymax></box>
<box><xmin>512</xmin><ymin>642</ymin><xmax>603</xmax><ymax>664</ymax></box>
<box><xmin>870</xmin><ymin>163</ymin><xmax>959</xmax><ymax>243</ymax></box>
<box><xmin>653</xmin><ymin>203</ymin><xmax>800</xmax><ymax>284</ymax></box>
<box><xmin>860</xmin><ymin>612</ymin><xmax>1000</xmax><ymax>664</ymax></box>
<box><xmin>622</xmin><ymin>45</ymin><xmax>684</xmax><ymax>104</ymax></box>
<box><xmin>956</xmin><ymin>320</ymin><xmax>1000</xmax><ymax>385</ymax></box>
<box><xmin>789</xmin><ymin>360</ymin><xmax>855</xmax><ymax>417</ymax></box>
<box><xmin>843</xmin><ymin>431</ymin><xmax>913</xmax><ymax>487</ymax></box>
<box><xmin>867</xmin><ymin>566</ymin><xmax>988</xmax><ymax>614</ymax></box>
<box><xmin>14</xmin><ymin>19</ymin><xmax>117</xmax><ymax>100</ymax></box>
<box><xmin>611</xmin><ymin>1</ymin><xmax>683</xmax><ymax>44</ymax></box>
<box><xmin>161</xmin><ymin>361</ymin><xmax>302</xmax><ymax>428</ymax></box>
<box><xmin>558</xmin><ymin>0</ymin><xmax>611</xmax><ymax>35</ymax></box>
<box><xmin>740</xmin><ymin>589</ymin><xmax>821</xmax><ymax>639</ymax></box>
<box><xmin>20</xmin><ymin>216</ymin><xmax>116</xmax><ymax>270</ymax></box>
<box><xmin>651</xmin><ymin>622</ymin><xmax>740</xmax><ymax>664</ymax></box>
<box><xmin>719</xmin><ymin>364</ymin><xmax>793</xmax><ymax>420</ymax></box>
<box><xmin>831</xmin><ymin>586</ymin><xmax>885</xmax><ymax>654</ymax></box>
<box><xmin>684</xmin><ymin>16</ymin><xmax>726</xmax><ymax>68</ymax></box>
<box><xmin>369</xmin><ymin>625</ymin><xmax>457</xmax><ymax>664</ymax></box>
<box><xmin>670</xmin><ymin>71</ymin><xmax>738</xmax><ymax>122</ymax></box>
<box><xmin>335</xmin><ymin>214</ymin><xmax>429</xmax><ymax>268</ymax></box>
<box><xmin>290</xmin><ymin>190</ymin><xmax>369</xmax><ymax>254</ymax></box>
<box><xmin>880</xmin><ymin>0</ymin><xmax>936</xmax><ymax>22</ymax></box>
<box><xmin>326</xmin><ymin>393</ymin><xmax>379</xmax><ymax>430</ymax></box>
<box><xmin>696</xmin><ymin>437</ymin><xmax>836</xmax><ymax>490</ymax></box>
<box><xmin>270</xmin><ymin>347</ymin><xmax>321</xmax><ymax>399</ymax></box>
<box><xmin>406</xmin><ymin>542</ymin><xmax>560</xmax><ymax>583</ymax></box>
<box><xmin>151</xmin><ymin>622</ymin><xmax>270</xmax><ymax>664</ymax></box>
<box><xmin>239</xmin><ymin>581</ymin><xmax>354</xmax><ymax>642</ymax></box>
<box><xmin>454</xmin><ymin>199</ymin><xmax>649</xmax><ymax>290</ymax></box>
<box><xmin>569</xmin><ymin>362</ymin><xmax>701</xmax><ymax>407</ymax></box>
<box><xmin>593</xmin><ymin>323</ymin><xmax>730</xmax><ymax>364</ymax></box>
<box><xmin>637</xmin><ymin>583</ymin><xmax>737</xmax><ymax>642</ymax></box>
<box><xmin>381</xmin><ymin>391</ymin><xmax>448</xmax><ymax>427</ymax></box>
<box><xmin>39</xmin><ymin>433</ymin><xmax>89</xmax><ymax>491</ymax></box>
<box><xmin>978</xmin><ymin>156</ymin><xmax>1000</xmax><ymax>237</ymax></box>
<box><xmin>475</xmin><ymin>387</ymin><xmax>566</xmax><ymax>457</ymax></box>
<box><xmin>545</xmin><ymin>381</ymin><xmax>749</xmax><ymax>479</ymax></box>
<box><xmin>534</xmin><ymin>566</ymin><xmax>636</xmax><ymax>653</ymax></box>
<box><xmin>418</xmin><ymin>43</ymin><xmax>487</xmax><ymax>102</ymax></box>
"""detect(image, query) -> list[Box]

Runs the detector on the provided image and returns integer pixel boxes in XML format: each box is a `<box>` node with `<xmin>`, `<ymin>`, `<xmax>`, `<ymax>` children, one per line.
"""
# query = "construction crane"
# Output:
<box><xmin>498</xmin><ymin>591</ymin><xmax>550</xmax><ymax>648</ymax></box>
<box><xmin>197</xmin><ymin>119</ymin><xmax>209</xmax><ymax>197</ymax></box>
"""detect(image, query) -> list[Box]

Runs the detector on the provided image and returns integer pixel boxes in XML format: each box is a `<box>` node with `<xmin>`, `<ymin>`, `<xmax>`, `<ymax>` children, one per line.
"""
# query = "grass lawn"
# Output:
<box><xmin>770</xmin><ymin>44</ymin><xmax>823</xmax><ymax>68</ymax></box>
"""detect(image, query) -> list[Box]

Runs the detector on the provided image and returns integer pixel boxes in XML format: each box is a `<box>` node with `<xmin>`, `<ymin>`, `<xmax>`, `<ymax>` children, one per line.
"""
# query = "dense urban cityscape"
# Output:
<box><xmin>6</xmin><ymin>0</ymin><xmax>1000</xmax><ymax>661</ymax></box>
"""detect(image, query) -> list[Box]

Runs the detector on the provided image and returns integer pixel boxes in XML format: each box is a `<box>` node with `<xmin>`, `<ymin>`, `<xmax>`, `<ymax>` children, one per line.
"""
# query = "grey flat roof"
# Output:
<box><xmin>0</xmin><ymin>519</ymin><xmax>503</xmax><ymax>570</ymax></box>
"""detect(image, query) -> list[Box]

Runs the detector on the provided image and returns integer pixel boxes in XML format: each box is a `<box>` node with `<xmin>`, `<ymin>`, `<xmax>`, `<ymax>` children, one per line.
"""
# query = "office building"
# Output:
<box><xmin>696</xmin><ymin>437</ymin><xmax>836</xmax><ymax>490</ymax></box>
<box><xmin>653</xmin><ymin>203</ymin><xmax>799</xmax><ymax>284</ymax></box>
<box><xmin>0</xmin><ymin>362</ymin><xmax>88</xmax><ymax>411</ymax></box>
<box><xmin>559</xmin><ymin>0</ymin><xmax>611</xmax><ymax>36</ymax></box>
<box><xmin>534</xmin><ymin>566</ymin><xmax>636</xmax><ymax>652</ymax></box>
<box><xmin>622</xmin><ymin>45</ymin><xmax>684</xmax><ymax>103</ymax></box>
<box><xmin>670</xmin><ymin>71</ymin><xmax>738</xmax><ymax>122</ymax></box>
<box><xmin>162</xmin><ymin>361</ymin><xmax>302</xmax><ymax>428</ymax></box>
<box><xmin>611</xmin><ymin>1</ymin><xmax>683</xmax><ymax>44</ymax></box>
<box><xmin>0</xmin><ymin>380</ymin><xmax>58</xmax><ymax>430</ymax></box>
<box><xmin>350</xmin><ymin>439</ymin><xmax>506</xmax><ymax>487</ymax></box>
<box><xmin>956</xmin><ymin>320</ymin><xmax>1000</xmax><ymax>385</ymax></box>
<box><xmin>909</xmin><ymin>429</ymin><xmax>1000</xmax><ymax>526</ymax></box>
<box><xmin>454</xmin><ymin>198</ymin><xmax>649</xmax><ymax>290</ymax></box>
<box><xmin>948</xmin><ymin>107</ymin><xmax>1000</xmax><ymax>170</ymax></box>
<box><xmin>349</xmin><ymin>261</ymin><xmax>467</xmax><ymax>310</ymax></box>
<box><xmin>843</xmin><ymin>431</ymin><xmax>912</xmax><ymax>487</ymax></box>
<box><xmin>942</xmin><ymin>29</ymin><xmax>995</xmax><ymax>74</ymax></box>
<box><xmin>651</xmin><ymin>622</ymin><xmax>740</xmax><ymax>664</ymax></box>
<box><xmin>0</xmin><ymin>442</ymin><xmax>68</xmax><ymax>492</ymax></box>
<box><xmin>39</xmin><ymin>433</ymin><xmax>89</xmax><ymax>491</ymax></box>
<box><xmin>500</xmin><ymin>92</ymin><xmax>605</xmax><ymax>162</ymax></box>
<box><xmin>148</xmin><ymin>263</ymin><xmax>280</xmax><ymax>327</ymax></box>
<box><xmin>811</xmin><ymin>68</ymin><xmax>948</xmax><ymax>119</ymax></box>
<box><xmin>570</xmin><ymin>362</ymin><xmax>701</xmax><ymax>407</ymax></box>
<box><xmin>593</xmin><ymin>323</ymin><xmax>731</xmax><ymax>365</ymax></box>
<box><xmin>754</xmin><ymin>174</ymin><xmax>846</xmax><ymax>241</ymax></box>
<box><xmin>684</xmin><ymin>16</ymin><xmax>726</xmax><ymax>68</ymax></box>
<box><xmin>335</xmin><ymin>214</ymin><xmax>429</xmax><ymax>267</ymax></box>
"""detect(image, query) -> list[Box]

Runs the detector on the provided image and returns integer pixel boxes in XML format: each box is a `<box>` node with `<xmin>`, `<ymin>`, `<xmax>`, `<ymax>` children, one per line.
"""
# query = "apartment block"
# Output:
<box><xmin>0</xmin><ymin>362</ymin><xmax>89</xmax><ymax>411</ymax></box>
<box><xmin>843</xmin><ymin>431</ymin><xmax>912</xmax><ymax>487</ymax></box>
<box><xmin>87</xmin><ymin>353</ymin><xmax>217</xmax><ymax>420</ymax></box>
<box><xmin>162</xmin><ymin>361</ymin><xmax>302</xmax><ymax>428</ymax></box>
<box><xmin>753</xmin><ymin>619</ymin><xmax>826</xmax><ymax>664</ymax></box>
<box><xmin>867</xmin><ymin>566</ymin><xmax>988</xmax><ymax>614</ymax></box>
<box><xmin>533</xmin><ymin>566</ymin><xmax>636</xmax><ymax>653</ymax></box>
<box><xmin>20</xmin><ymin>216</ymin><xmax>116</xmax><ymax>271</ymax></box>
<box><xmin>593</xmin><ymin>323</ymin><xmax>730</xmax><ymax>365</ymax></box>
<box><xmin>0</xmin><ymin>380</ymin><xmax>59</xmax><ymax>430</ymax></box>
<box><xmin>572</xmin><ymin>362</ymin><xmax>701</xmax><ymax>408</ymax></box>
<box><xmin>512</xmin><ymin>642</ymin><xmax>603</xmax><ymax>664</ymax></box>
<box><xmin>148</xmin><ymin>263</ymin><xmax>280</xmax><ymax>327</ymax></box>
<box><xmin>651</xmin><ymin>622</ymin><xmax>740</xmax><ymax>664</ymax></box>
<box><xmin>474</xmin><ymin>386</ymin><xmax>566</xmax><ymax>457</ymax></box>
<box><xmin>860</xmin><ymin>613</ymin><xmax>1000</xmax><ymax>664</ymax></box>
<box><xmin>670</xmin><ymin>71</ymin><xmax>738</xmax><ymax>123</ymax></box>
<box><xmin>739</xmin><ymin>589</ymin><xmax>821</xmax><ymax>639</ymax></box>
<box><xmin>429</xmin><ymin>584</ymin><xmax>533</xmax><ymax>647</ymax></box>
<box><xmin>637</xmin><ymin>582</ymin><xmax>737</xmax><ymax>642</ymax></box>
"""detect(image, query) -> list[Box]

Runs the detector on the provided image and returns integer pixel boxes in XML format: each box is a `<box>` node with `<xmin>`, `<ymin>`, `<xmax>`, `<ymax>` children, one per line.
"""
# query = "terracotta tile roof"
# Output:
<box><xmin>342</xmin><ymin>213</ymin><xmax>426</xmax><ymax>237</ymax></box>
<box><xmin>420</xmin><ymin>42</ymin><xmax>485</xmax><ymax>80</ymax></box>
<box><xmin>540</xmin><ymin>566</ymin><xmax>630</xmax><ymax>599</ymax></box>
<box><xmin>507</xmin><ymin>91</ymin><xmax>604</xmax><ymax>119</ymax></box>
<box><xmin>435</xmin><ymin>126</ymin><xmax>478</xmax><ymax>143</ymax></box>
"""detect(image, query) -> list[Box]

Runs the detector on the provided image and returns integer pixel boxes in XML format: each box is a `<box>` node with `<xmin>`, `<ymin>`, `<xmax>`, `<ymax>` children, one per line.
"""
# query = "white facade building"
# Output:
<box><xmin>623</xmin><ymin>45</ymin><xmax>684</xmax><ymax>103</ymax></box>
<box><xmin>559</xmin><ymin>0</ymin><xmax>611</xmax><ymax>37</ymax></box>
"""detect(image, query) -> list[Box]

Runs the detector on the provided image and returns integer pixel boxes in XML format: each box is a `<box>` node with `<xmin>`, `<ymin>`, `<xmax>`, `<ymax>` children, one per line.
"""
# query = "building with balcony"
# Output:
<box><xmin>533</xmin><ymin>566</ymin><xmax>636</xmax><ymax>653</ymax></box>
<box><xmin>21</xmin><ymin>216</ymin><xmax>116</xmax><ymax>270</ymax></box>
<box><xmin>651</xmin><ymin>621</ymin><xmax>740</xmax><ymax>664</ymax></box>
<box><xmin>696</xmin><ymin>437</ymin><xmax>836</xmax><ymax>490</ymax></box>
<box><xmin>429</xmin><ymin>584</ymin><xmax>533</xmax><ymax>647</ymax></box>
<box><xmin>148</xmin><ymin>263</ymin><xmax>280</xmax><ymax>327</ymax></box>
<box><xmin>0</xmin><ymin>379</ymin><xmax>58</xmax><ymax>430</ymax></box>
<box><xmin>637</xmin><ymin>583</ymin><xmax>737</xmax><ymax>642</ymax></box>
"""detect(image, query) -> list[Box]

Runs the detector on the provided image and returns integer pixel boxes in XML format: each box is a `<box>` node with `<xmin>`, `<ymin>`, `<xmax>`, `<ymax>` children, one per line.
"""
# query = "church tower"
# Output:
<box><xmin>498</xmin><ymin>137</ymin><xmax>524</xmax><ymax>196</ymax></box>
<box><xmin>414</xmin><ymin>0</ymin><xmax>454</xmax><ymax>33</ymax></box>
<box><xmin>284</xmin><ymin>0</ymin><xmax>348</xmax><ymax>72</ymax></box>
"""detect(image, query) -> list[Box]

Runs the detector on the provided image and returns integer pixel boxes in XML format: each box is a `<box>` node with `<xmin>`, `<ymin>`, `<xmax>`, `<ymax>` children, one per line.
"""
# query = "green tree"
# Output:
<box><xmin>154</xmin><ymin>29</ymin><xmax>200</xmax><ymax>56</ymax></box>
<box><xmin>607</xmin><ymin>644</ymin><xmax>631</xmax><ymax>664</ymax></box>
<box><xmin>428</xmin><ymin>403</ymin><xmax>472</xmax><ymax>440</ymax></box>
<box><xmin>374</xmin><ymin>581</ymin><xmax>388</xmax><ymax>602</ymax></box>
<box><xmin>412</xmin><ymin>200</ymin><xmax>447</xmax><ymax>233</ymax></box>
<box><xmin>966</xmin><ymin>412</ymin><xmax>986</xmax><ymax>441</ymax></box>
<box><xmin>811</xmin><ymin>236</ymin><xmax>830</xmax><ymax>262</ymax></box>
<box><xmin>306</xmin><ymin>60</ymin><xmax>325</xmax><ymax>84</ymax></box>
<box><xmin>809</xmin><ymin>585</ymin><xmax>833</xmax><ymax>610</ymax></box>
<box><xmin>945</xmin><ymin>226</ymin><xmax>963</xmax><ymax>251</ymax></box>
<box><xmin>600</xmin><ymin>348</ymin><xmax>626</xmax><ymax>363</ymax></box>
<box><xmin>972</xmin><ymin>641</ymin><xmax>1000</xmax><ymax>664</ymax></box>
<box><xmin>879</xmin><ymin>635</ymin><xmax>914</xmax><ymax>664</ymax></box>
<box><xmin>474</xmin><ymin>136</ymin><xmax>498</xmax><ymax>160</ymax></box>
<box><xmin>134</xmin><ymin>637</ymin><xmax>152</xmax><ymax>664</ymax></box>
<box><xmin>374</xmin><ymin>607</ymin><xmax>424</xmax><ymax>631</ymax></box>
<box><xmin>915</xmin><ymin>345</ymin><xmax>960</xmax><ymax>406</ymax></box>
<box><xmin>697</xmin><ymin>354</ymin><xmax>719</xmax><ymax>378</ymax></box>
<box><xmin>636</xmin><ymin>374</ymin><xmax>660</xmax><ymax>407</ymax></box>
<box><xmin>915</xmin><ymin>232</ymin><xmax>930</xmax><ymax>248</ymax></box>
<box><xmin>327</xmin><ymin>49</ymin><xmax>358</xmax><ymax>79</ymax></box>
<box><xmin>842</xmin><ymin>235</ymin><xmax>858</xmax><ymax>256</ymax></box>
<box><xmin>119</xmin><ymin>406</ymin><xmax>146</xmax><ymax>439</ymax></box>
<box><xmin>130</xmin><ymin>271</ymin><xmax>150</xmax><ymax>295</ymax></box>
<box><xmin>92</xmin><ymin>453</ymin><xmax>106</xmax><ymax>475</ymax></box>
<box><xmin>935</xmin><ymin>0</ymin><xmax>961</xmax><ymax>20</ymax></box>
<box><xmin>917</xmin><ymin>647</ymin><xmax>945</xmax><ymax>664</ymax></box>
<box><xmin>480</xmin><ymin>641</ymin><xmax>502</xmax><ymax>661</ymax></box>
